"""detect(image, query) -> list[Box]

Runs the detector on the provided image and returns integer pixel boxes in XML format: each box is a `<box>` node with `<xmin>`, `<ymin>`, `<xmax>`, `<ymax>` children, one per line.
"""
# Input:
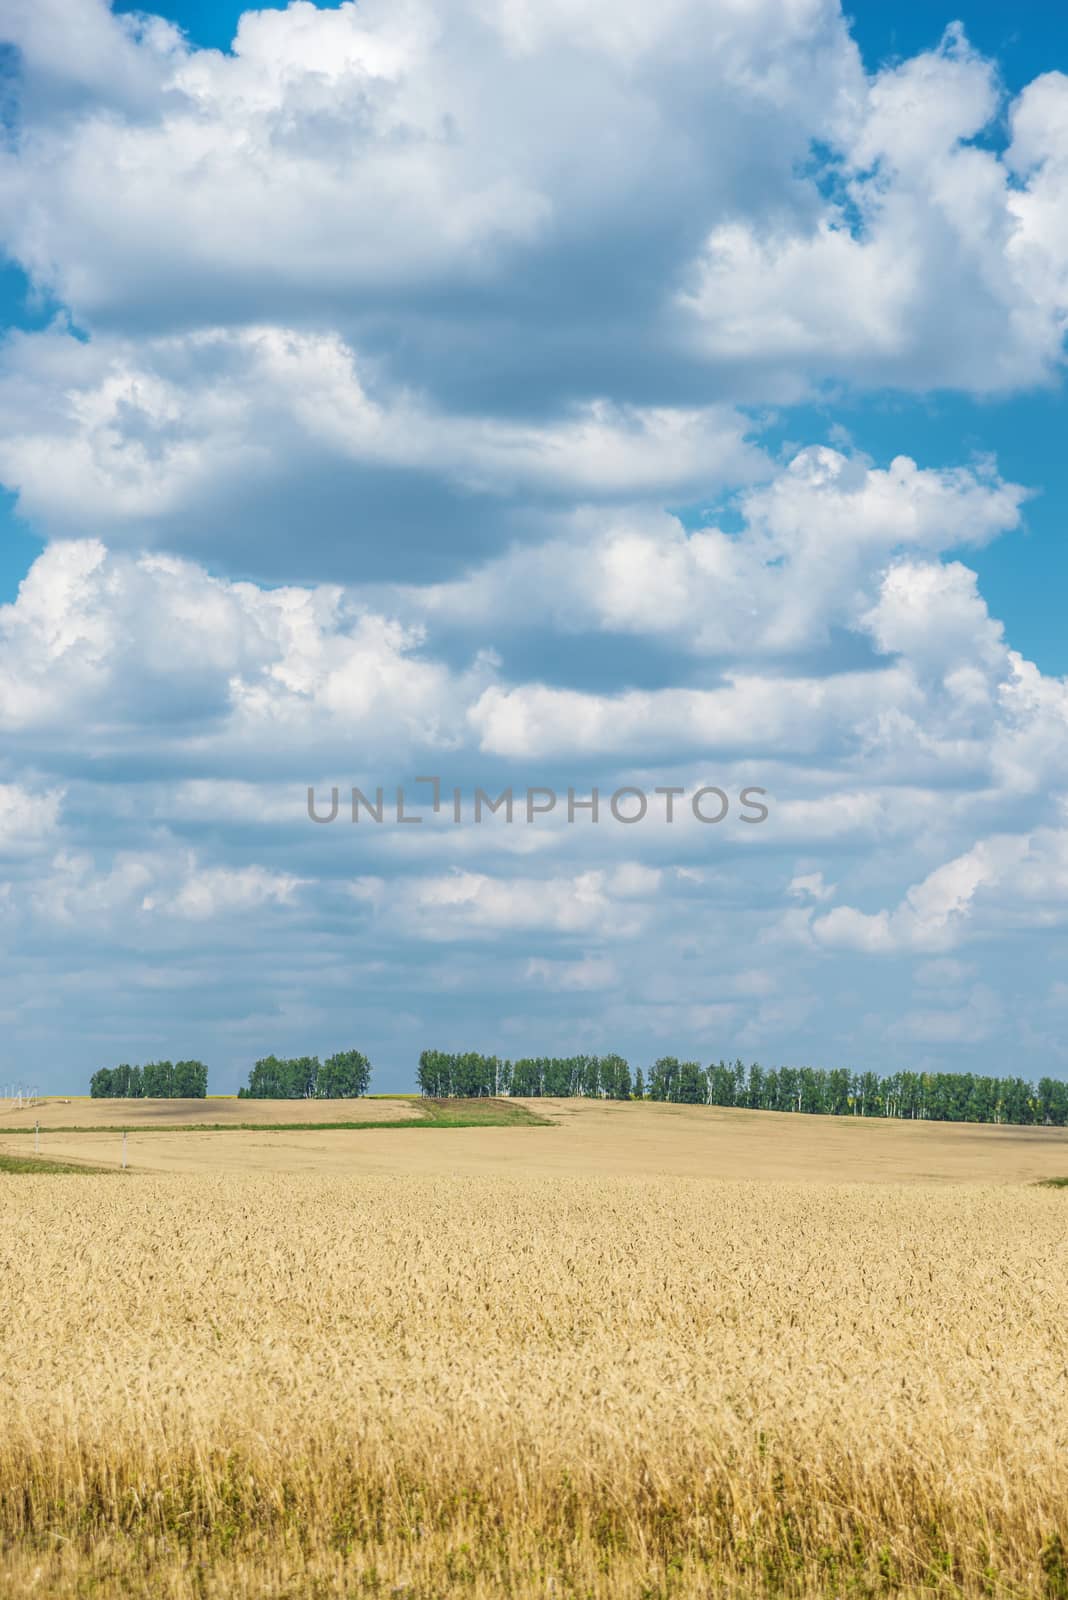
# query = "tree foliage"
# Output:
<box><xmin>89</xmin><ymin>1060</ymin><xmax>208</xmax><ymax>1098</ymax></box>
<box><xmin>417</xmin><ymin>1052</ymin><xmax>633</xmax><ymax>1099</ymax></box>
<box><xmin>647</xmin><ymin>1060</ymin><xmax>1068</xmax><ymax>1123</ymax></box>
<box><xmin>238</xmin><ymin>1050</ymin><xmax>372</xmax><ymax>1099</ymax></box>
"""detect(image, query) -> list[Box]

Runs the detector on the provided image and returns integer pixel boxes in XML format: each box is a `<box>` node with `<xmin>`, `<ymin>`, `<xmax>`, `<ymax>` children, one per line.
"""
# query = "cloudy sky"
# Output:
<box><xmin>2</xmin><ymin>0</ymin><xmax>1068</xmax><ymax>1092</ymax></box>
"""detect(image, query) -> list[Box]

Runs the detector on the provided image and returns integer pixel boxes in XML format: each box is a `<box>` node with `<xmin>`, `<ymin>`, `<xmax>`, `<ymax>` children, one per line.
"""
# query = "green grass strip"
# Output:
<box><xmin>0</xmin><ymin>1153</ymin><xmax>116</xmax><ymax>1175</ymax></box>
<box><xmin>0</xmin><ymin>1099</ymin><xmax>551</xmax><ymax>1136</ymax></box>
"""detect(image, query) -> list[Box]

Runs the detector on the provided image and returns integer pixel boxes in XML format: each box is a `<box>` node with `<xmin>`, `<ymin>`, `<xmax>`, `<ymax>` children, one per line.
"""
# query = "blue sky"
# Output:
<box><xmin>2</xmin><ymin>0</ymin><xmax>1068</xmax><ymax>1092</ymax></box>
<box><xmin>103</xmin><ymin>0</ymin><xmax>1068</xmax><ymax>78</ymax></box>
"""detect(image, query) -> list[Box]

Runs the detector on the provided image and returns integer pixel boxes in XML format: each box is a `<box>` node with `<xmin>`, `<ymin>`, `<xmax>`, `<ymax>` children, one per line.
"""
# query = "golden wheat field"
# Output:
<box><xmin>2</xmin><ymin>1110</ymin><xmax>1067</xmax><ymax>1599</ymax></box>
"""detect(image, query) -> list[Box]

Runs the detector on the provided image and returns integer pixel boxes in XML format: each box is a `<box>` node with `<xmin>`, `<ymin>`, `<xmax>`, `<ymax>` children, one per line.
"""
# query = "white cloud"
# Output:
<box><xmin>150</xmin><ymin>864</ymin><xmax>304</xmax><ymax>920</ymax></box>
<box><xmin>1</xmin><ymin>4</ymin><xmax>1067</xmax><ymax>1083</ymax></box>
<box><xmin>0</xmin><ymin>325</ymin><xmax>766</xmax><ymax>550</ymax></box>
<box><xmin>0</xmin><ymin>539</ymin><xmax>480</xmax><ymax>757</ymax></box>
<box><xmin>3</xmin><ymin>4</ymin><xmax>1066</xmax><ymax>425</ymax></box>
<box><xmin>469</xmin><ymin>666</ymin><xmax>917</xmax><ymax>761</ymax></box>
<box><xmin>788</xmin><ymin>871</ymin><xmax>835</xmax><ymax>902</ymax></box>
<box><xmin>25</xmin><ymin>846</ymin><xmax>304</xmax><ymax>928</ymax></box>
<box><xmin>0</xmin><ymin>783</ymin><xmax>65</xmax><ymax>855</ymax></box>
<box><xmin>30</xmin><ymin>849</ymin><xmax>158</xmax><ymax>926</ymax></box>
<box><xmin>887</xmin><ymin>985</ymin><xmax>1002</xmax><ymax>1044</ymax></box>
<box><xmin>350</xmin><ymin>863</ymin><xmax>658</xmax><ymax>939</ymax></box>
<box><xmin>859</xmin><ymin>559</ymin><xmax>1007</xmax><ymax>676</ymax></box>
<box><xmin>682</xmin><ymin>31</ymin><xmax>1068</xmax><ymax>392</ymax></box>
<box><xmin>419</xmin><ymin>447</ymin><xmax>1026</xmax><ymax>656</ymax></box>
<box><xmin>0</xmin><ymin>0</ymin><xmax>862</xmax><ymax>340</ymax></box>
<box><xmin>801</xmin><ymin>828</ymin><xmax>1068</xmax><ymax>954</ymax></box>
<box><xmin>524</xmin><ymin>955</ymin><xmax>618</xmax><ymax>991</ymax></box>
<box><xmin>815</xmin><ymin>841</ymin><xmax>1016</xmax><ymax>952</ymax></box>
<box><xmin>1</xmin><ymin>0</ymin><xmax>185</xmax><ymax>112</ymax></box>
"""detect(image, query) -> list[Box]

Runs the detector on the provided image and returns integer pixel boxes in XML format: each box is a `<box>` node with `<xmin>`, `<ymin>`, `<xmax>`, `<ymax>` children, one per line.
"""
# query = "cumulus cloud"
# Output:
<box><xmin>1</xmin><ymin>3</ymin><xmax>1068</xmax><ymax>1083</ymax></box>
<box><xmin>683</xmin><ymin>31</ymin><xmax>1068</xmax><ymax>392</ymax></box>
<box><xmin>0</xmin><ymin>0</ymin><xmax>860</xmax><ymax>352</ymax></box>
<box><xmin>524</xmin><ymin>955</ymin><xmax>619</xmax><ymax>991</ymax></box>
<box><xmin>462</xmin><ymin>547</ymin><xmax>1057</xmax><ymax>781</ymax></box>
<box><xmin>0</xmin><ymin>782</ymin><xmax>65</xmax><ymax>855</ymax></box>
<box><xmin>468</xmin><ymin>668</ymin><xmax>916</xmax><ymax>760</ymax></box>
<box><xmin>0</xmin><ymin>539</ymin><xmax>484</xmax><ymax>760</ymax></box>
<box><xmin>148</xmin><ymin>863</ymin><xmax>305</xmax><ymax>920</ymax></box>
<box><xmin>24</xmin><ymin>845</ymin><xmax>303</xmax><ymax>928</ymax></box>
<box><xmin>799</xmin><ymin>825</ymin><xmax>1068</xmax><ymax>954</ymax></box>
<box><xmin>3</xmin><ymin>5</ymin><xmax>1066</xmax><ymax>414</ymax></box>
<box><xmin>805</xmin><ymin>852</ymin><xmax>1000</xmax><ymax>954</ymax></box>
<box><xmin>0</xmin><ymin>323</ymin><xmax>767</xmax><ymax>573</ymax></box>
<box><xmin>350</xmin><ymin>863</ymin><xmax>658</xmax><ymax>939</ymax></box>
<box><xmin>418</xmin><ymin>446</ymin><xmax>1026</xmax><ymax>655</ymax></box>
<box><xmin>0</xmin><ymin>451</ymin><xmax>1045</xmax><ymax>790</ymax></box>
<box><xmin>29</xmin><ymin>848</ymin><xmax>158</xmax><ymax>927</ymax></box>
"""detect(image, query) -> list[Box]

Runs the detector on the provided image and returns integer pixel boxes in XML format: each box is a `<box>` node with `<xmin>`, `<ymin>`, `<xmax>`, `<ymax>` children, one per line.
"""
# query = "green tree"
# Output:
<box><xmin>542</xmin><ymin>1057</ymin><xmax>574</xmax><ymax>1096</ymax></box>
<box><xmin>286</xmin><ymin>1056</ymin><xmax>319</xmax><ymax>1098</ymax></box>
<box><xmin>707</xmin><ymin>1060</ymin><xmax>735</xmax><ymax>1106</ymax></box>
<box><xmin>316</xmin><ymin>1050</ymin><xmax>371</xmax><ymax>1098</ymax></box>
<box><xmin>172</xmin><ymin>1060</ymin><xmax>208</xmax><ymax>1098</ymax></box>
<box><xmin>676</xmin><ymin>1061</ymin><xmax>706</xmax><ymax>1104</ymax></box>
<box><xmin>243</xmin><ymin>1055</ymin><xmax>289</xmax><ymax>1097</ymax></box>
<box><xmin>798</xmin><ymin>1067</ymin><xmax>824</xmax><ymax>1114</ymax></box>
<box><xmin>826</xmin><ymin>1068</ymin><xmax>851</xmax><ymax>1116</ymax></box>
<box><xmin>1038</xmin><ymin>1077</ymin><xmax>1068</xmax><ymax>1126</ymax></box>
<box><xmin>417</xmin><ymin>1049</ymin><xmax>450</xmax><ymax>1097</ymax></box>
<box><xmin>404</xmin><ymin>1047</ymin><xmax>1062</xmax><ymax>1128</ymax></box>
<box><xmin>647</xmin><ymin>1057</ymin><xmax>679</xmax><ymax>1101</ymax></box>
<box><xmin>510</xmin><ymin>1058</ymin><xmax>543</xmax><ymax>1096</ymax></box>
<box><xmin>142</xmin><ymin>1060</ymin><xmax>175</xmax><ymax>1097</ymax></box>
<box><xmin>599</xmin><ymin>1054</ymin><xmax>632</xmax><ymax>1100</ymax></box>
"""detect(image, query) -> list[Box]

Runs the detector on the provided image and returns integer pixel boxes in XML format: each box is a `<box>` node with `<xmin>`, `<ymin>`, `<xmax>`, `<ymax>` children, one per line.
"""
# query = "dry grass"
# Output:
<box><xmin>2</xmin><ymin>1161</ymin><xmax>1066</xmax><ymax>1598</ymax></box>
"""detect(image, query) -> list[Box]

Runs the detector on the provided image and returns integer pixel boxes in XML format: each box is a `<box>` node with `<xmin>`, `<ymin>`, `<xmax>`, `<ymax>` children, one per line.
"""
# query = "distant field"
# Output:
<box><xmin>0</xmin><ymin>1093</ymin><xmax>426</xmax><ymax>1130</ymax></box>
<box><xmin>2</xmin><ymin>1094</ymin><xmax>1066</xmax><ymax>1183</ymax></box>
<box><xmin>2</xmin><ymin>1159</ymin><xmax>1065</xmax><ymax>1599</ymax></box>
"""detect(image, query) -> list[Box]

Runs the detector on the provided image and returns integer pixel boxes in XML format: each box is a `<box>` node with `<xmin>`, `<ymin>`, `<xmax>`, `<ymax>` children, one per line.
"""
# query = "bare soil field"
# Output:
<box><xmin>2</xmin><ymin>1094</ymin><xmax>1066</xmax><ymax>1183</ymax></box>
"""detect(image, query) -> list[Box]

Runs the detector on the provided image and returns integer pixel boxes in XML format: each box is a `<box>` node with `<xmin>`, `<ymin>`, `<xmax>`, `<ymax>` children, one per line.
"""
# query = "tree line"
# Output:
<box><xmin>86</xmin><ymin>1046</ymin><xmax>1068</xmax><ymax>1125</ymax></box>
<box><xmin>238</xmin><ymin>1050</ymin><xmax>371</xmax><ymax>1099</ymax></box>
<box><xmin>417</xmin><ymin>1050</ymin><xmax>1068</xmax><ymax>1126</ymax></box>
<box><xmin>90</xmin><ymin>1061</ymin><xmax>208</xmax><ymax>1098</ymax></box>
<box><xmin>417</xmin><ymin>1050</ymin><xmax>635</xmax><ymax>1100</ymax></box>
